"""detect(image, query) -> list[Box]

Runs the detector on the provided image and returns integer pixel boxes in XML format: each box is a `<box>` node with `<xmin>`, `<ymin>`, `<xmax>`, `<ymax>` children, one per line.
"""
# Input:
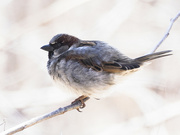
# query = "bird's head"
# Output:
<box><xmin>41</xmin><ymin>34</ymin><xmax>79</xmax><ymax>59</ymax></box>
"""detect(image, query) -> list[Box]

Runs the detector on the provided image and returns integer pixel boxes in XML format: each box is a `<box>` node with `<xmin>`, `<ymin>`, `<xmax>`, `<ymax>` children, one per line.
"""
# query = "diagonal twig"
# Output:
<box><xmin>149</xmin><ymin>11</ymin><xmax>180</xmax><ymax>54</ymax></box>
<box><xmin>0</xmin><ymin>97</ymin><xmax>90</xmax><ymax>135</ymax></box>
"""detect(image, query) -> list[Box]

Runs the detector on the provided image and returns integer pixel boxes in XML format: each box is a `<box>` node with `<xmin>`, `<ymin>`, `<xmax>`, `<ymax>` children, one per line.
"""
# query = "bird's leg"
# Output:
<box><xmin>71</xmin><ymin>95</ymin><xmax>90</xmax><ymax>112</ymax></box>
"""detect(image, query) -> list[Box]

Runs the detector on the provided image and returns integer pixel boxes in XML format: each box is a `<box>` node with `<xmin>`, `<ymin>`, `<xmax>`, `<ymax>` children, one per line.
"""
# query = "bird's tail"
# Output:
<box><xmin>134</xmin><ymin>50</ymin><xmax>172</xmax><ymax>63</ymax></box>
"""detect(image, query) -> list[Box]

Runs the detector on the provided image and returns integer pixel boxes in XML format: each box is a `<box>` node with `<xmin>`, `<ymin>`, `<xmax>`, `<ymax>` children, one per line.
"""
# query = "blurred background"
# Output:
<box><xmin>0</xmin><ymin>0</ymin><xmax>180</xmax><ymax>135</ymax></box>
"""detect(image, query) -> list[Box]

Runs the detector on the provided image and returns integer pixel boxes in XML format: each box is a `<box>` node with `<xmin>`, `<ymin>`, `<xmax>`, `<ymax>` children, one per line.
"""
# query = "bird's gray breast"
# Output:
<box><xmin>47</xmin><ymin>58</ymin><xmax>115</xmax><ymax>96</ymax></box>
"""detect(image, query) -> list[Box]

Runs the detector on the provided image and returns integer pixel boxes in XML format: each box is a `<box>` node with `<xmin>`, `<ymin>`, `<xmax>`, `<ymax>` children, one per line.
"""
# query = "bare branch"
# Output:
<box><xmin>149</xmin><ymin>11</ymin><xmax>180</xmax><ymax>54</ymax></box>
<box><xmin>0</xmin><ymin>97</ymin><xmax>89</xmax><ymax>135</ymax></box>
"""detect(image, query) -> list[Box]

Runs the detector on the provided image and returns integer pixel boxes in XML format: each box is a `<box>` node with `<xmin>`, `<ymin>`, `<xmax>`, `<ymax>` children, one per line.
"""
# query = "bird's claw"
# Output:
<box><xmin>71</xmin><ymin>95</ymin><xmax>89</xmax><ymax>112</ymax></box>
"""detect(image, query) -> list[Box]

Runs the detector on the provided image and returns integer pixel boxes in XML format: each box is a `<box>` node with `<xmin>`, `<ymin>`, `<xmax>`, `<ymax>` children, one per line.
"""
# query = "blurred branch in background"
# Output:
<box><xmin>0</xmin><ymin>119</ymin><xmax>5</xmax><ymax>132</ymax></box>
<box><xmin>97</xmin><ymin>100</ymin><xmax>180</xmax><ymax>135</ymax></box>
<box><xmin>4</xmin><ymin>0</ymin><xmax>92</xmax><ymax>45</ymax></box>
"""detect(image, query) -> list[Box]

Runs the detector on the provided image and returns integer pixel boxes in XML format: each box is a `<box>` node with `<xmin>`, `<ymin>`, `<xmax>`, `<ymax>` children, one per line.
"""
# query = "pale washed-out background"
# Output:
<box><xmin>0</xmin><ymin>0</ymin><xmax>180</xmax><ymax>135</ymax></box>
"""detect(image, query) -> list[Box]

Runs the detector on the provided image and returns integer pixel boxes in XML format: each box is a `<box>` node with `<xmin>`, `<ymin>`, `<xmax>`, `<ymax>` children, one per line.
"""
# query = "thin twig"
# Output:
<box><xmin>0</xmin><ymin>119</ymin><xmax>6</xmax><ymax>131</ymax></box>
<box><xmin>0</xmin><ymin>97</ymin><xmax>90</xmax><ymax>135</ymax></box>
<box><xmin>149</xmin><ymin>11</ymin><xmax>180</xmax><ymax>54</ymax></box>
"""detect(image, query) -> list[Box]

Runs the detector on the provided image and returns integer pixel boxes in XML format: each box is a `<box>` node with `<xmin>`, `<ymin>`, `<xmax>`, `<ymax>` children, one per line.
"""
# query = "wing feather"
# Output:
<box><xmin>59</xmin><ymin>45</ymin><xmax>141</xmax><ymax>73</ymax></box>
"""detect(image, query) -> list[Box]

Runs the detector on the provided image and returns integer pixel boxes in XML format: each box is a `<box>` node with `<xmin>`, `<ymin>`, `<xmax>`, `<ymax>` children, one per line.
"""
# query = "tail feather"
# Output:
<box><xmin>134</xmin><ymin>50</ymin><xmax>172</xmax><ymax>63</ymax></box>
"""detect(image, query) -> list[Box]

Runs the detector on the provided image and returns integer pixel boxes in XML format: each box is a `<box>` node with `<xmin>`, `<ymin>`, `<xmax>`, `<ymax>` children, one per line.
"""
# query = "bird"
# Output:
<box><xmin>41</xmin><ymin>34</ymin><xmax>172</xmax><ymax>111</ymax></box>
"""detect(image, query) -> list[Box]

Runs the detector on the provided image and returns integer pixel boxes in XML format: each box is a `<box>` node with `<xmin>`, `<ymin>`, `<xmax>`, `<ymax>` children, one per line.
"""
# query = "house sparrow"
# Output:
<box><xmin>41</xmin><ymin>34</ymin><xmax>172</xmax><ymax>110</ymax></box>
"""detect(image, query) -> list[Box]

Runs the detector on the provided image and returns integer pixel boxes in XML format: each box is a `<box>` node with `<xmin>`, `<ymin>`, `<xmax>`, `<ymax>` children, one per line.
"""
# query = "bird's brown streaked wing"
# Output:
<box><xmin>102</xmin><ymin>61</ymin><xmax>141</xmax><ymax>73</ymax></box>
<box><xmin>62</xmin><ymin>51</ymin><xmax>141</xmax><ymax>73</ymax></box>
<box><xmin>66</xmin><ymin>55</ymin><xmax>104</xmax><ymax>72</ymax></box>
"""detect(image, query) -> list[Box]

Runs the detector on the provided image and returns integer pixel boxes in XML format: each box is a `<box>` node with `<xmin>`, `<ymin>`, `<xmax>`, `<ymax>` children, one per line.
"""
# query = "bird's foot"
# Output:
<box><xmin>71</xmin><ymin>95</ymin><xmax>90</xmax><ymax>112</ymax></box>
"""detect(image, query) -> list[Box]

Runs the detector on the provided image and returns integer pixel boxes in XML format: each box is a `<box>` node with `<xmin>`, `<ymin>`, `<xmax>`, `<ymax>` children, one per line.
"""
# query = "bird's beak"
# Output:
<box><xmin>41</xmin><ymin>44</ymin><xmax>54</xmax><ymax>51</ymax></box>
